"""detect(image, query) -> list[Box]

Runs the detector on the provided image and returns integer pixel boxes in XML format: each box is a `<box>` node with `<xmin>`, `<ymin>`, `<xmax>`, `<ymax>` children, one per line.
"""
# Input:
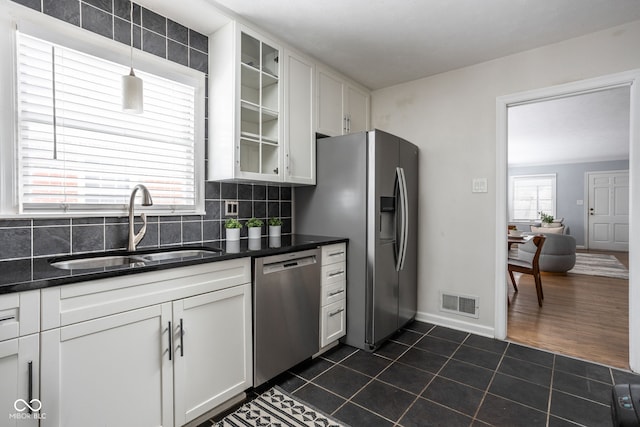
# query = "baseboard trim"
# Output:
<box><xmin>416</xmin><ymin>311</ymin><xmax>495</xmax><ymax>338</ymax></box>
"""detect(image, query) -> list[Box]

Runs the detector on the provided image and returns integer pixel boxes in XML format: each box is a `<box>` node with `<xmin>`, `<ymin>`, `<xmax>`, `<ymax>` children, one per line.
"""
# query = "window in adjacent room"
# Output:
<box><xmin>509</xmin><ymin>174</ymin><xmax>556</xmax><ymax>221</ymax></box>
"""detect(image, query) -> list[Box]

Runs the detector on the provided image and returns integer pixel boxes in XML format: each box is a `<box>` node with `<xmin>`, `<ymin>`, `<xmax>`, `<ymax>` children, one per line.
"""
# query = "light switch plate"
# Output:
<box><xmin>472</xmin><ymin>178</ymin><xmax>488</xmax><ymax>193</ymax></box>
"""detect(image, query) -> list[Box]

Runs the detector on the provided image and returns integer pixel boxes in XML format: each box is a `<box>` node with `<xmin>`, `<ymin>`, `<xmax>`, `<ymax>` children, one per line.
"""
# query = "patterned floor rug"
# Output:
<box><xmin>213</xmin><ymin>387</ymin><xmax>348</xmax><ymax>427</ymax></box>
<box><xmin>568</xmin><ymin>253</ymin><xmax>628</xmax><ymax>279</ymax></box>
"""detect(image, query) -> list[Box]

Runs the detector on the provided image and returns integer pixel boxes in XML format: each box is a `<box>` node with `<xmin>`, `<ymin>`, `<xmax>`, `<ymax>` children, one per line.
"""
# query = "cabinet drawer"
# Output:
<box><xmin>41</xmin><ymin>258</ymin><xmax>251</xmax><ymax>330</ymax></box>
<box><xmin>320</xmin><ymin>299</ymin><xmax>346</xmax><ymax>348</ymax></box>
<box><xmin>0</xmin><ymin>291</ymin><xmax>39</xmax><ymax>341</ymax></box>
<box><xmin>321</xmin><ymin>243</ymin><xmax>346</xmax><ymax>265</ymax></box>
<box><xmin>321</xmin><ymin>280</ymin><xmax>346</xmax><ymax>306</ymax></box>
<box><xmin>321</xmin><ymin>262</ymin><xmax>346</xmax><ymax>286</ymax></box>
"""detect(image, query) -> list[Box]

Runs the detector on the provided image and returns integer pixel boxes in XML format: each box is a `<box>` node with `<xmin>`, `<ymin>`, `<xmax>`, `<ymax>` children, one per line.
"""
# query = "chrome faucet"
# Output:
<box><xmin>128</xmin><ymin>184</ymin><xmax>153</xmax><ymax>251</ymax></box>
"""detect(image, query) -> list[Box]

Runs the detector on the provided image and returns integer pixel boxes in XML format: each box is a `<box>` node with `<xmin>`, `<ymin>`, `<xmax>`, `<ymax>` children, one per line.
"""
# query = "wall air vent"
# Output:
<box><xmin>439</xmin><ymin>292</ymin><xmax>479</xmax><ymax>319</ymax></box>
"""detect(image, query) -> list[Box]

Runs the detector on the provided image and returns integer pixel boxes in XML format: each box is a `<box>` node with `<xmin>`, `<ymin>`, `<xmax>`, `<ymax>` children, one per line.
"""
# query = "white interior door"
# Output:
<box><xmin>588</xmin><ymin>170</ymin><xmax>629</xmax><ymax>251</ymax></box>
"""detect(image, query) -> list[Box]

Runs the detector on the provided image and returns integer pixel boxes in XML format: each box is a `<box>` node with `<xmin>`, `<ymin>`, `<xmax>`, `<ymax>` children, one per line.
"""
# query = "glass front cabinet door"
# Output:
<box><xmin>209</xmin><ymin>22</ymin><xmax>283</xmax><ymax>182</ymax></box>
<box><xmin>239</xmin><ymin>32</ymin><xmax>280</xmax><ymax>177</ymax></box>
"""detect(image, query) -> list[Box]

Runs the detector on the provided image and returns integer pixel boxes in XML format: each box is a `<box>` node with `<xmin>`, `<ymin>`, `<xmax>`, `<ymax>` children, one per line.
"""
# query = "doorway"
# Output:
<box><xmin>495</xmin><ymin>70</ymin><xmax>640</xmax><ymax>373</ymax></box>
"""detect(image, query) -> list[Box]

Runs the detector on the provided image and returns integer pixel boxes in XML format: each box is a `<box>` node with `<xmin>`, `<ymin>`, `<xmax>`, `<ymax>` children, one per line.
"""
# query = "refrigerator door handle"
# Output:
<box><xmin>398</xmin><ymin>166</ymin><xmax>409</xmax><ymax>271</ymax></box>
<box><xmin>396</xmin><ymin>167</ymin><xmax>409</xmax><ymax>271</ymax></box>
<box><xmin>394</xmin><ymin>168</ymin><xmax>402</xmax><ymax>270</ymax></box>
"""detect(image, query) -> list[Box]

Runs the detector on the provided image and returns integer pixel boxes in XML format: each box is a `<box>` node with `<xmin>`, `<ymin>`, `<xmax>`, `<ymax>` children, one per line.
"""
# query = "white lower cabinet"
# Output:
<box><xmin>0</xmin><ymin>290</ymin><xmax>40</xmax><ymax>427</ymax></box>
<box><xmin>0</xmin><ymin>334</ymin><xmax>40</xmax><ymax>427</ymax></box>
<box><xmin>173</xmin><ymin>283</ymin><xmax>252</xmax><ymax>426</ymax></box>
<box><xmin>39</xmin><ymin>259</ymin><xmax>253</xmax><ymax>427</ymax></box>
<box><xmin>40</xmin><ymin>304</ymin><xmax>173</xmax><ymax>427</ymax></box>
<box><xmin>319</xmin><ymin>243</ymin><xmax>347</xmax><ymax>350</ymax></box>
<box><xmin>320</xmin><ymin>300</ymin><xmax>346</xmax><ymax>348</ymax></box>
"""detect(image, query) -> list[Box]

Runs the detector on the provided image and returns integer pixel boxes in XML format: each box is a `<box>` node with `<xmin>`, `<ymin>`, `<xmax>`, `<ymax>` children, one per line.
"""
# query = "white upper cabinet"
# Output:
<box><xmin>316</xmin><ymin>69</ymin><xmax>344</xmax><ymax>137</ymax></box>
<box><xmin>209</xmin><ymin>20</ymin><xmax>369</xmax><ymax>183</ymax></box>
<box><xmin>209</xmin><ymin>23</ymin><xmax>283</xmax><ymax>182</ymax></box>
<box><xmin>209</xmin><ymin>22</ymin><xmax>316</xmax><ymax>184</ymax></box>
<box><xmin>317</xmin><ymin>66</ymin><xmax>370</xmax><ymax>137</ymax></box>
<box><xmin>345</xmin><ymin>85</ymin><xmax>369</xmax><ymax>134</ymax></box>
<box><xmin>283</xmin><ymin>49</ymin><xmax>315</xmax><ymax>185</ymax></box>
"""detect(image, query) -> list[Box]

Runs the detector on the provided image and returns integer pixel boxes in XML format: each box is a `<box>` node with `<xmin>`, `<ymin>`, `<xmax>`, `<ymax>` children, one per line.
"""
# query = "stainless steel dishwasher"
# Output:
<box><xmin>253</xmin><ymin>248</ymin><xmax>320</xmax><ymax>386</ymax></box>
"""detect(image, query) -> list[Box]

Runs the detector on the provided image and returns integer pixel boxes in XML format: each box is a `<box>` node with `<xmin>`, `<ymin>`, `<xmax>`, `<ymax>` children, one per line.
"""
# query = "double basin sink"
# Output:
<box><xmin>50</xmin><ymin>247</ymin><xmax>221</xmax><ymax>270</ymax></box>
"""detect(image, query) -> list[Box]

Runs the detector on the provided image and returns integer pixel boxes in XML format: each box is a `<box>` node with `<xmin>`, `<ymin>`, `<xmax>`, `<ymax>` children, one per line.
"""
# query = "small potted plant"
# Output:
<box><xmin>269</xmin><ymin>217</ymin><xmax>282</xmax><ymax>237</ymax></box>
<box><xmin>539</xmin><ymin>211</ymin><xmax>554</xmax><ymax>228</ymax></box>
<box><xmin>246</xmin><ymin>217</ymin><xmax>263</xmax><ymax>239</ymax></box>
<box><xmin>224</xmin><ymin>218</ymin><xmax>242</xmax><ymax>241</ymax></box>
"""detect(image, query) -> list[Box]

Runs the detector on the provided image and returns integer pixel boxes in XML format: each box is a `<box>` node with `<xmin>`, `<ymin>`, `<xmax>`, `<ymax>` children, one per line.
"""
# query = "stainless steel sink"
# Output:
<box><xmin>50</xmin><ymin>255</ymin><xmax>147</xmax><ymax>270</ymax></box>
<box><xmin>140</xmin><ymin>249</ymin><xmax>220</xmax><ymax>262</ymax></box>
<box><xmin>49</xmin><ymin>247</ymin><xmax>221</xmax><ymax>270</ymax></box>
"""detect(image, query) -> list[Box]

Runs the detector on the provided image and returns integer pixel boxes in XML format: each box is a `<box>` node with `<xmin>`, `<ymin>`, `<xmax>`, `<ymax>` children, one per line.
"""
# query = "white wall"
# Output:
<box><xmin>371</xmin><ymin>19</ymin><xmax>640</xmax><ymax>335</ymax></box>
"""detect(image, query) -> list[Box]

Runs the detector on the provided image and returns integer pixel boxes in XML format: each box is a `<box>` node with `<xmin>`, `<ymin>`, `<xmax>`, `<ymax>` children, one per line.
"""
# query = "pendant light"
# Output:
<box><xmin>122</xmin><ymin>1</ymin><xmax>143</xmax><ymax>113</ymax></box>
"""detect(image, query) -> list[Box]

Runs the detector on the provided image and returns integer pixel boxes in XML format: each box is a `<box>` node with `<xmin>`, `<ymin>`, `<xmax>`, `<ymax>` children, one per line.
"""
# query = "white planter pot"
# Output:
<box><xmin>226</xmin><ymin>228</ymin><xmax>240</xmax><ymax>241</ymax></box>
<box><xmin>269</xmin><ymin>225</ymin><xmax>281</xmax><ymax>238</ymax></box>
<box><xmin>248</xmin><ymin>226</ymin><xmax>261</xmax><ymax>239</ymax></box>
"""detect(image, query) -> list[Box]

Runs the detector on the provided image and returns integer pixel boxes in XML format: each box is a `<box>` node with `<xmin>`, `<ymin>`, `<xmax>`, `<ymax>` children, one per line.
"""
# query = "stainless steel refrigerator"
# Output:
<box><xmin>295</xmin><ymin>129</ymin><xmax>418</xmax><ymax>351</ymax></box>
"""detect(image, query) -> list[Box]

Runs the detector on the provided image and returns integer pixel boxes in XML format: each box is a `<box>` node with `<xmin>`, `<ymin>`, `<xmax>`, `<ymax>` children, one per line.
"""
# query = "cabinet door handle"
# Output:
<box><xmin>328</xmin><ymin>251</ymin><xmax>344</xmax><ymax>258</ymax></box>
<box><xmin>328</xmin><ymin>289</ymin><xmax>344</xmax><ymax>297</ymax></box>
<box><xmin>329</xmin><ymin>308</ymin><xmax>344</xmax><ymax>317</ymax></box>
<box><xmin>0</xmin><ymin>315</ymin><xmax>16</xmax><ymax>323</ymax></box>
<box><xmin>27</xmin><ymin>361</ymin><xmax>33</xmax><ymax>414</ymax></box>
<box><xmin>347</xmin><ymin>114</ymin><xmax>351</xmax><ymax>133</ymax></box>
<box><xmin>167</xmin><ymin>321</ymin><xmax>173</xmax><ymax>361</ymax></box>
<box><xmin>328</xmin><ymin>270</ymin><xmax>344</xmax><ymax>277</ymax></box>
<box><xmin>179</xmin><ymin>318</ymin><xmax>184</xmax><ymax>357</ymax></box>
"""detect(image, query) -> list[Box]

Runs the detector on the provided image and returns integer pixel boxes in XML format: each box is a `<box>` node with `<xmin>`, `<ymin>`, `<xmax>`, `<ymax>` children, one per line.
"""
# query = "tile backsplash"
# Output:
<box><xmin>0</xmin><ymin>182</ymin><xmax>293</xmax><ymax>283</ymax></box>
<box><xmin>1</xmin><ymin>1</ymin><xmax>295</xmax><ymax>283</ymax></box>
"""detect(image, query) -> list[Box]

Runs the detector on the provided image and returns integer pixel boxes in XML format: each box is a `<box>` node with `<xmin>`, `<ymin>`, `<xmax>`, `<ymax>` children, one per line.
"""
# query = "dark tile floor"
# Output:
<box><xmin>210</xmin><ymin>321</ymin><xmax>640</xmax><ymax>427</ymax></box>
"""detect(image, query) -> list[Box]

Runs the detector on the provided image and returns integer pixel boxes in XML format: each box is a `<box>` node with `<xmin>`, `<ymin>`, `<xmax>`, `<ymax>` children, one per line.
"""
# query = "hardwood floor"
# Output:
<box><xmin>507</xmin><ymin>250</ymin><xmax>630</xmax><ymax>370</ymax></box>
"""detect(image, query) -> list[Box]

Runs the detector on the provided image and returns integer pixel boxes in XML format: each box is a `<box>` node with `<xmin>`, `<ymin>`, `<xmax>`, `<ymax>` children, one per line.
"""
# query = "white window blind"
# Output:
<box><xmin>16</xmin><ymin>32</ymin><xmax>198</xmax><ymax>213</ymax></box>
<box><xmin>510</xmin><ymin>174</ymin><xmax>556</xmax><ymax>221</ymax></box>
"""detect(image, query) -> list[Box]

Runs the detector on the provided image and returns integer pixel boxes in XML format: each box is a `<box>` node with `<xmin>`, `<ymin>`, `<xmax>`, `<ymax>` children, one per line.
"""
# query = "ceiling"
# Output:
<box><xmin>201</xmin><ymin>0</ymin><xmax>640</xmax><ymax>90</ymax></box>
<box><xmin>508</xmin><ymin>86</ymin><xmax>631</xmax><ymax>166</ymax></box>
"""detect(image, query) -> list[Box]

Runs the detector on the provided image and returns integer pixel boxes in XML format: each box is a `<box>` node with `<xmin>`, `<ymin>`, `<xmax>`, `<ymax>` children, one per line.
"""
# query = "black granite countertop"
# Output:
<box><xmin>0</xmin><ymin>234</ymin><xmax>347</xmax><ymax>294</ymax></box>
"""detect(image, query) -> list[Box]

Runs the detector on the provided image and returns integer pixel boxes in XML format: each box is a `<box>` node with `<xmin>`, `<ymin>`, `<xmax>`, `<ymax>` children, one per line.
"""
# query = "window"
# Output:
<box><xmin>0</xmin><ymin>10</ymin><xmax>205</xmax><ymax>216</ymax></box>
<box><xmin>509</xmin><ymin>174</ymin><xmax>556</xmax><ymax>221</ymax></box>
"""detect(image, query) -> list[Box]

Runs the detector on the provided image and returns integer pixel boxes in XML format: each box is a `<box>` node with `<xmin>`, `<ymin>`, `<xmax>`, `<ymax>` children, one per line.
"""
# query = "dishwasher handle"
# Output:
<box><xmin>262</xmin><ymin>255</ymin><xmax>317</xmax><ymax>275</ymax></box>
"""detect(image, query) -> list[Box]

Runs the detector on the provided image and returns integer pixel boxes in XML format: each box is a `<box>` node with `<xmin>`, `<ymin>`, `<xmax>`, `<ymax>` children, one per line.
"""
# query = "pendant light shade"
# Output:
<box><xmin>122</xmin><ymin>2</ymin><xmax>143</xmax><ymax>113</ymax></box>
<box><xmin>122</xmin><ymin>68</ymin><xmax>143</xmax><ymax>113</ymax></box>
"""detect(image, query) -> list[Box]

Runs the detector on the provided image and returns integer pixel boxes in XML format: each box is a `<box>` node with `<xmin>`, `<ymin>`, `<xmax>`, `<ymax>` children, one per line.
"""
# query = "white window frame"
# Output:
<box><xmin>0</xmin><ymin>3</ymin><xmax>205</xmax><ymax>218</ymax></box>
<box><xmin>509</xmin><ymin>173</ymin><xmax>557</xmax><ymax>222</ymax></box>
